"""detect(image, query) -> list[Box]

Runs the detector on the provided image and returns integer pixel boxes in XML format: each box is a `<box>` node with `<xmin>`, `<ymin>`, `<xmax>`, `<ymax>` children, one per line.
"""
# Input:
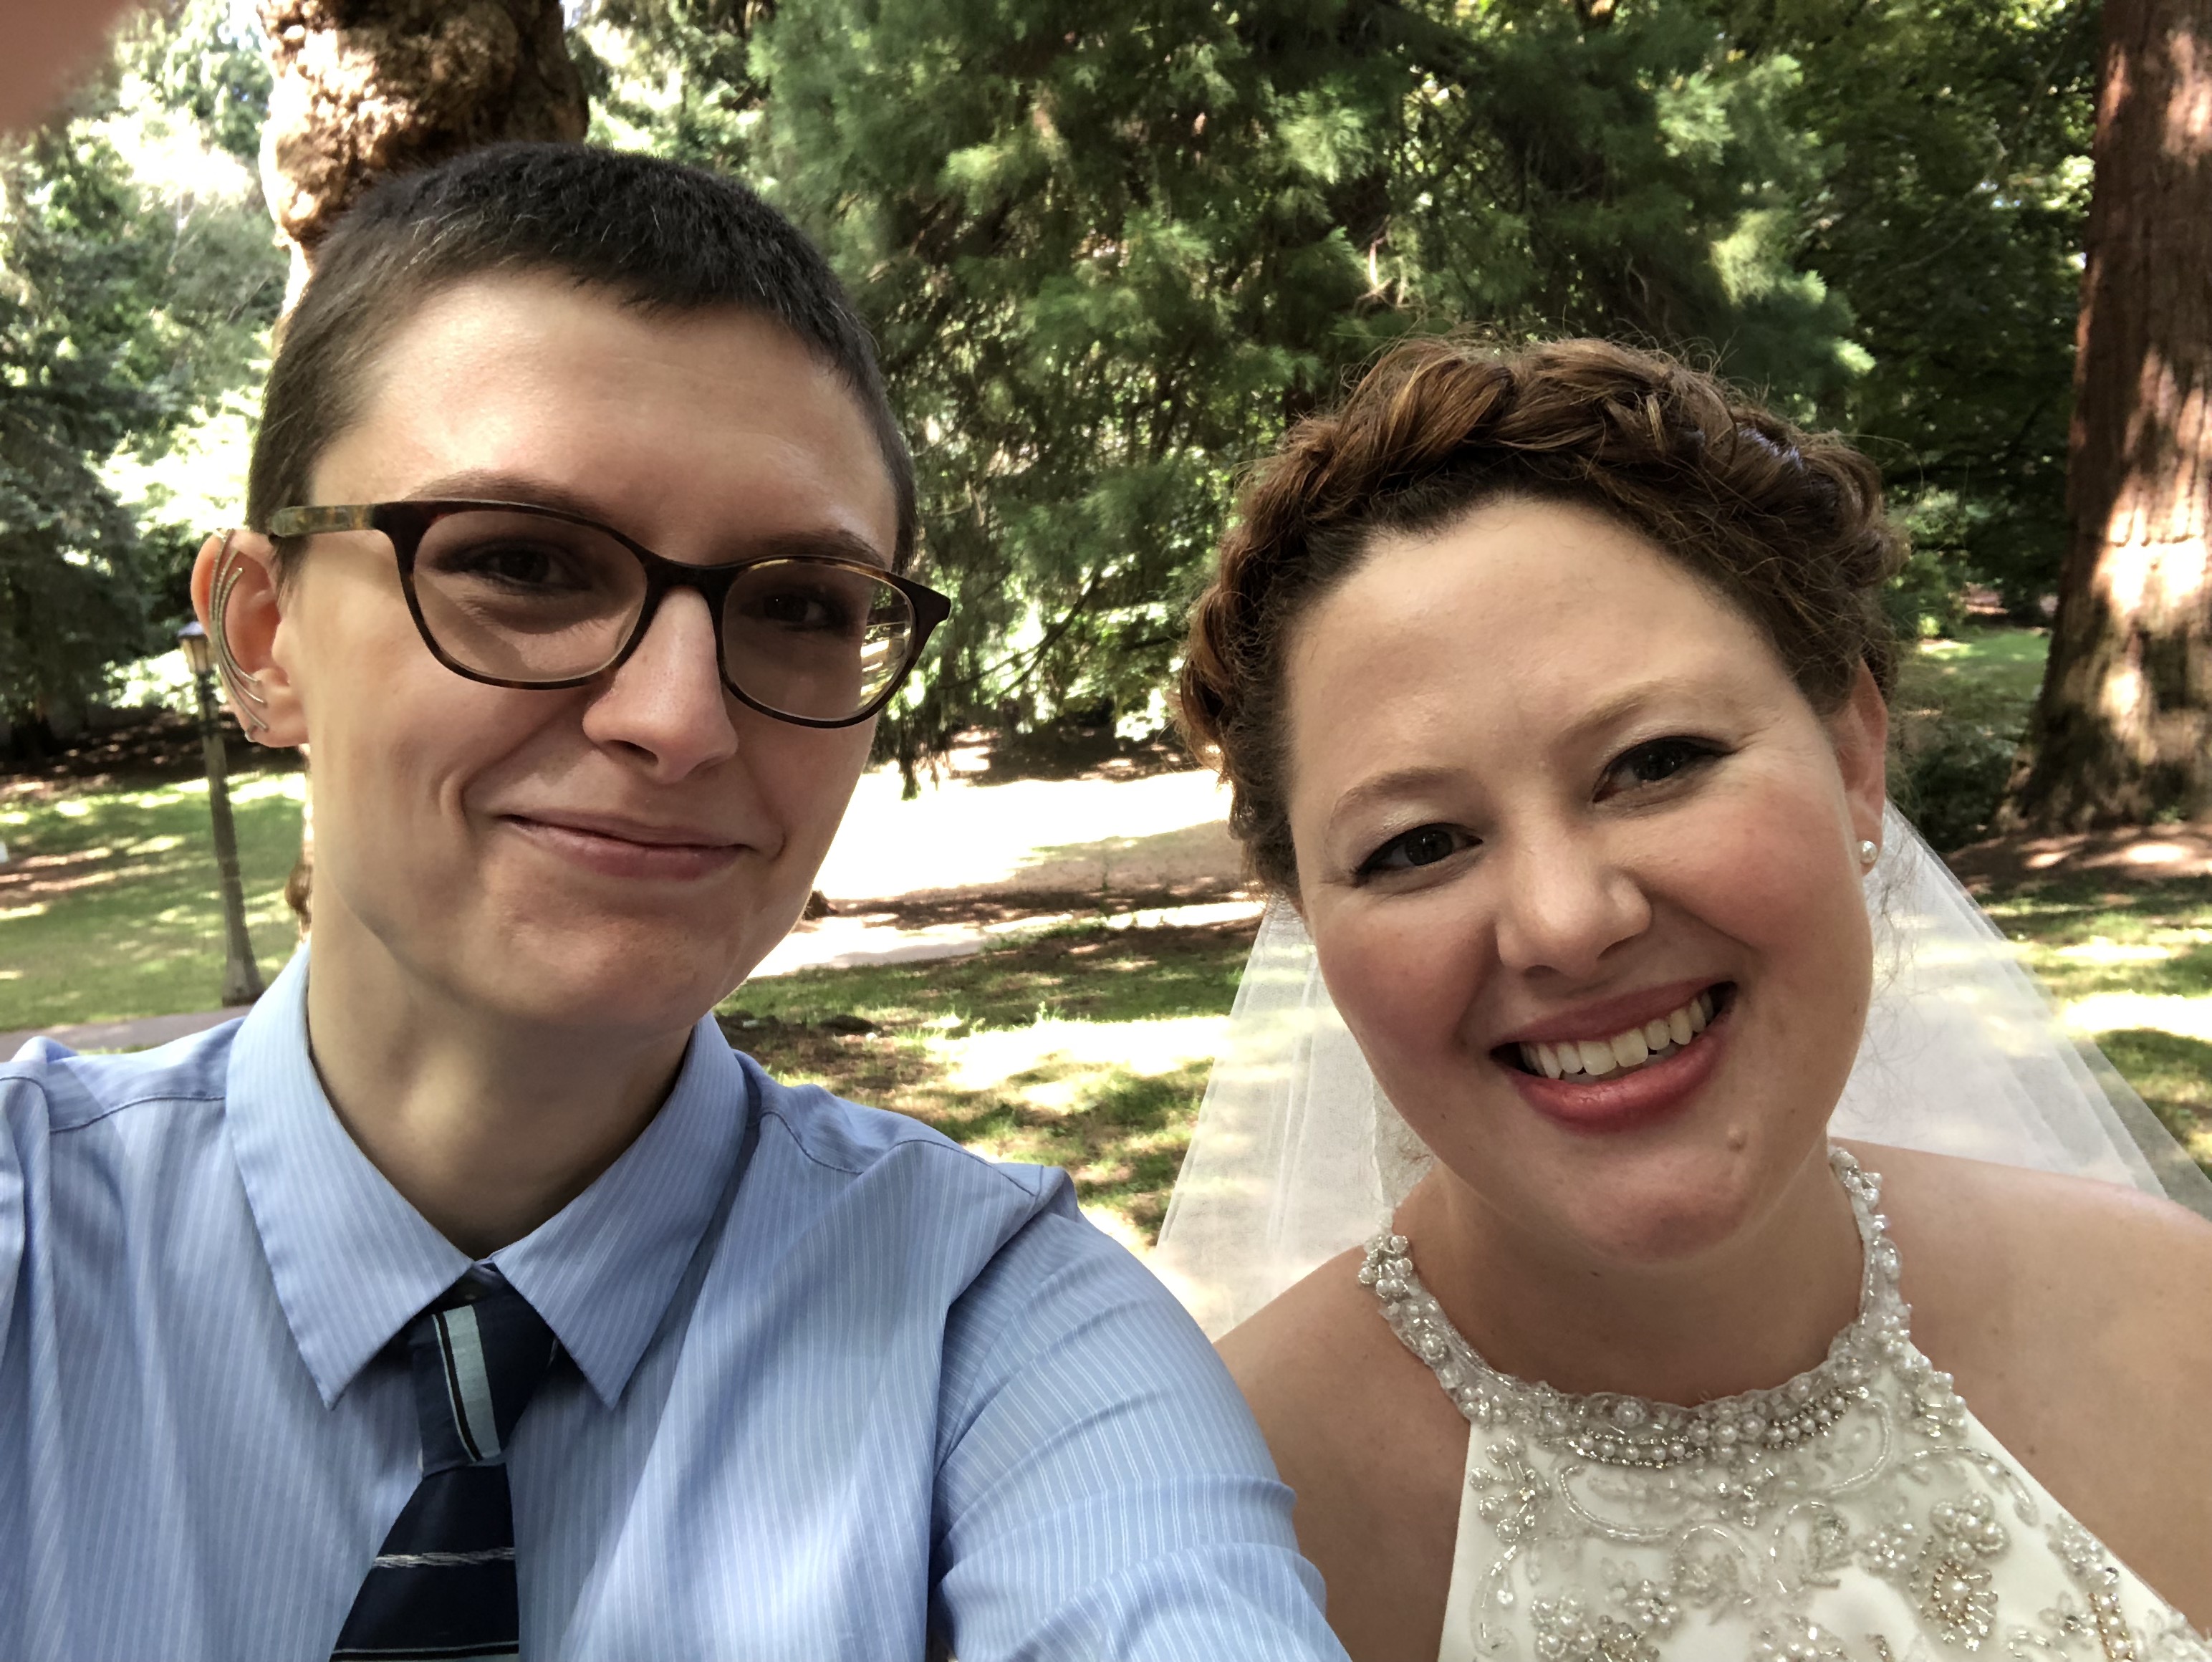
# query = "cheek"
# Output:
<box><xmin>744</xmin><ymin>720</ymin><xmax>872</xmax><ymax>847</ymax></box>
<box><xmin>1312</xmin><ymin>890</ymin><xmax>1495</xmax><ymax>1082</ymax></box>
<box><xmin>1670</xmin><ymin>783</ymin><xmax>1872</xmax><ymax>996</ymax></box>
<box><xmin>289</xmin><ymin>602</ymin><xmax>554</xmax><ymax>875</ymax></box>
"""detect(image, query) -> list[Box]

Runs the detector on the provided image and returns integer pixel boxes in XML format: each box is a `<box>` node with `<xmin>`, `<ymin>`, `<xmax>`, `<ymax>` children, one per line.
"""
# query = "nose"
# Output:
<box><xmin>580</xmin><ymin>588</ymin><xmax>741</xmax><ymax>781</ymax></box>
<box><xmin>1490</xmin><ymin>825</ymin><xmax>1651</xmax><ymax>980</ymax></box>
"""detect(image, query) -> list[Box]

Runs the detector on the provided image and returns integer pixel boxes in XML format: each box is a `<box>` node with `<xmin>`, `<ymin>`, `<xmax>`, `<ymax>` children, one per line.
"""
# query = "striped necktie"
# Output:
<box><xmin>332</xmin><ymin>1271</ymin><xmax>559</xmax><ymax>1662</ymax></box>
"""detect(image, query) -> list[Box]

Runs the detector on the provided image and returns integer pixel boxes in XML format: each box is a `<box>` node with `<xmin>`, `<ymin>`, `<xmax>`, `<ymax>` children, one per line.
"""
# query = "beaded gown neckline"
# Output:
<box><xmin>1365</xmin><ymin>1146</ymin><xmax>2211</xmax><ymax>1662</ymax></box>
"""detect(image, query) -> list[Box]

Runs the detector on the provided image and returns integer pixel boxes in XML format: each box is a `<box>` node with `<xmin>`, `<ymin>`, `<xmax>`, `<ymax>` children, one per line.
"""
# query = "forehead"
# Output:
<box><xmin>313</xmin><ymin>272</ymin><xmax>899</xmax><ymax>559</ymax></box>
<box><xmin>1284</xmin><ymin>499</ymin><xmax>1789</xmax><ymax>784</ymax></box>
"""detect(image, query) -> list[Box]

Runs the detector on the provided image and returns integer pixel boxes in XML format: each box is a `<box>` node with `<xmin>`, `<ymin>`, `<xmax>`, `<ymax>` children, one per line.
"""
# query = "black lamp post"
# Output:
<box><xmin>178</xmin><ymin>622</ymin><xmax>264</xmax><ymax>1007</ymax></box>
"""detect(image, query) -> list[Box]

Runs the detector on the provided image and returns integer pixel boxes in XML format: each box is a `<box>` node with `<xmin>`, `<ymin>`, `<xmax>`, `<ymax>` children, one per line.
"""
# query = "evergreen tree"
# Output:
<box><xmin>0</xmin><ymin>130</ymin><xmax>165</xmax><ymax>736</ymax></box>
<box><xmin>756</xmin><ymin>0</ymin><xmax>1859</xmax><ymax>771</ymax></box>
<box><xmin>0</xmin><ymin>1</ymin><xmax>287</xmax><ymax>739</ymax></box>
<box><xmin>2005</xmin><ymin>0</ymin><xmax>2212</xmax><ymax>829</ymax></box>
<box><xmin>1737</xmin><ymin>0</ymin><xmax>2100</xmax><ymax>628</ymax></box>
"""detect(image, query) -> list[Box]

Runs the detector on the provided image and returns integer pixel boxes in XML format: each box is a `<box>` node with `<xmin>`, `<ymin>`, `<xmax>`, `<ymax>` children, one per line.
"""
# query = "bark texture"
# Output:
<box><xmin>2005</xmin><ymin>0</ymin><xmax>2212</xmax><ymax>830</ymax></box>
<box><xmin>256</xmin><ymin>0</ymin><xmax>587</xmax><ymax>296</ymax></box>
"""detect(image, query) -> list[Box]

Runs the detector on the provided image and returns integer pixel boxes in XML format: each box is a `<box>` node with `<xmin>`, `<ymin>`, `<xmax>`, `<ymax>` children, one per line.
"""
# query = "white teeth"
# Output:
<box><xmin>1519</xmin><ymin>990</ymin><xmax>1723</xmax><ymax>1081</ymax></box>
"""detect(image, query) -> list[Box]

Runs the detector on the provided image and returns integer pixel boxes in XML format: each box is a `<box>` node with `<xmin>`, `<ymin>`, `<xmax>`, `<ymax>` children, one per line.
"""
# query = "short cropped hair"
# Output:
<box><xmin>246</xmin><ymin>143</ymin><xmax>915</xmax><ymax>567</ymax></box>
<box><xmin>1178</xmin><ymin>336</ymin><xmax>1905</xmax><ymax>894</ymax></box>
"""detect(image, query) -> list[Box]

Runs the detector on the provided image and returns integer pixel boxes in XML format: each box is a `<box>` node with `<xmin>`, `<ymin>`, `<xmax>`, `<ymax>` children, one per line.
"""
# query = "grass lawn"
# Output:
<box><xmin>718</xmin><ymin>918</ymin><xmax>1254</xmax><ymax>1251</ymax></box>
<box><xmin>1981</xmin><ymin>875</ymin><xmax>2212</xmax><ymax>1173</ymax></box>
<box><xmin>0</xmin><ymin>769</ymin><xmax>304</xmax><ymax>1031</ymax></box>
<box><xmin>1890</xmin><ymin>625</ymin><xmax>2050</xmax><ymax>741</ymax></box>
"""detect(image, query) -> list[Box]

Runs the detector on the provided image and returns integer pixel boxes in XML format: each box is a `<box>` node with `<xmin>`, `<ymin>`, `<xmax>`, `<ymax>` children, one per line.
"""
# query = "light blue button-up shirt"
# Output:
<box><xmin>0</xmin><ymin>952</ymin><xmax>1340</xmax><ymax>1661</ymax></box>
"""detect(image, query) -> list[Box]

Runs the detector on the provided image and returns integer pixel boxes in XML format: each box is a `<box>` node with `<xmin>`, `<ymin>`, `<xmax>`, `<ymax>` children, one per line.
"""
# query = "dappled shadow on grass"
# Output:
<box><xmin>805</xmin><ymin>880</ymin><xmax>1249</xmax><ymax>934</ymax></box>
<box><xmin>961</xmin><ymin>725</ymin><xmax>1196</xmax><ymax>785</ymax></box>
<box><xmin>1978</xmin><ymin>875</ymin><xmax>2212</xmax><ymax>1004</ymax></box>
<box><xmin>1963</xmin><ymin>873</ymin><xmax>2212</xmax><ymax>1181</ymax></box>
<box><xmin>719</xmin><ymin>921</ymin><xmax>1256</xmax><ymax>1243</ymax></box>
<box><xmin>2087</xmin><ymin>1029</ymin><xmax>2212</xmax><ymax>1168</ymax></box>
<box><xmin>0</xmin><ymin>710</ymin><xmax>296</xmax><ymax>795</ymax></box>
<box><xmin>726</xmin><ymin>919</ymin><xmax>1256</xmax><ymax>1033</ymax></box>
<box><xmin>0</xmin><ymin>776</ymin><xmax>302</xmax><ymax>1029</ymax></box>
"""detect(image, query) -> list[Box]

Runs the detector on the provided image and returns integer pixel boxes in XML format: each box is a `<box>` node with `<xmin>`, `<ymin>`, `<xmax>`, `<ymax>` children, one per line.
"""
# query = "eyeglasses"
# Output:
<box><xmin>266</xmin><ymin>499</ymin><xmax>950</xmax><ymax>729</ymax></box>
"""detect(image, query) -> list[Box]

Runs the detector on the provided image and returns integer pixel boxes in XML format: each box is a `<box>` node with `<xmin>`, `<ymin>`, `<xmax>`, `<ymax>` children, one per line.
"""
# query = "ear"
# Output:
<box><xmin>190</xmin><ymin>531</ymin><xmax>309</xmax><ymax>748</ymax></box>
<box><xmin>1825</xmin><ymin>662</ymin><xmax>1890</xmax><ymax>855</ymax></box>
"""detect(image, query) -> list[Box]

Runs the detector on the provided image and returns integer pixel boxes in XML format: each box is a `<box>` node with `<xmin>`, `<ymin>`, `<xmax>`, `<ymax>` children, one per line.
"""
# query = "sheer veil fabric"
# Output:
<box><xmin>1152</xmin><ymin>804</ymin><xmax>2212</xmax><ymax>1337</ymax></box>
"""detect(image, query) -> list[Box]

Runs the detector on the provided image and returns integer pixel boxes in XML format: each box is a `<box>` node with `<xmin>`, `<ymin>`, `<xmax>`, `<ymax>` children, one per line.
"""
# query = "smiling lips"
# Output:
<box><xmin>1498</xmin><ymin>983</ymin><xmax>1733</xmax><ymax>1135</ymax></box>
<box><xmin>1516</xmin><ymin>989</ymin><xmax>1717</xmax><ymax>1080</ymax></box>
<box><xmin>504</xmin><ymin>812</ymin><xmax>744</xmax><ymax>880</ymax></box>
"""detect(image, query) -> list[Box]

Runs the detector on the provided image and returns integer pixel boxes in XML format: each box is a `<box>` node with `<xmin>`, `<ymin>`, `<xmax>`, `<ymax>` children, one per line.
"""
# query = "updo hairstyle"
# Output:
<box><xmin>1178</xmin><ymin>337</ymin><xmax>1906</xmax><ymax>893</ymax></box>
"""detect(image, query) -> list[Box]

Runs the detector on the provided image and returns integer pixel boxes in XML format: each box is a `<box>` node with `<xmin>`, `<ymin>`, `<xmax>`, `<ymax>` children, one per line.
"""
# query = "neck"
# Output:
<box><xmin>302</xmin><ymin>906</ymin><xmax>694</xmax><ymax>1259</ymax></box>
<box><xmin>1398</xmin><ymin>1141</ymin><xmax>1862</xmax><ymax>1406</ymax></box>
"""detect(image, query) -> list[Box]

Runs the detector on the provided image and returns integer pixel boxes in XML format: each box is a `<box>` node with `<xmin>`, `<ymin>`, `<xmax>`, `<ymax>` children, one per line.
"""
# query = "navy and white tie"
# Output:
<box><xmin>332</xmin><ymin>1272</ymin><xmax>559</xmax><ymax>1662</ymax></box>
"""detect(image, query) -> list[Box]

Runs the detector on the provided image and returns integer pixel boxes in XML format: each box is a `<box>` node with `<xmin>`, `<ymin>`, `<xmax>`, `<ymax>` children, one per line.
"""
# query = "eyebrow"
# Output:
<box><xmin>401</xmin><ymin>469</ymin><xmax>893</xmax><ymax>568</ymax></box>
<box><xmin>1324</xmin><ymin>676</ymin><xmax>1726</xmax><ymax>825</ymax></box>
<box><xmin>1554</xmin><ymin>676</ymin><xmax>1719</xmax><ymax>746</ymax></box>
<box><xmin>1327</xmin><ymin>764</ymin><xmax>1468</xmax><ymax>827</ymax></box>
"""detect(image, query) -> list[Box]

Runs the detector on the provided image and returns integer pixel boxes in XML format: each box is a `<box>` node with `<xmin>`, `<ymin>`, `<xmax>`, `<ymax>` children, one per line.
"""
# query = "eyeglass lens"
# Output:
<box><xmin>408</xmin><ymin>509</ymin><xmax>914</xmax><ymax>722</ymax></box>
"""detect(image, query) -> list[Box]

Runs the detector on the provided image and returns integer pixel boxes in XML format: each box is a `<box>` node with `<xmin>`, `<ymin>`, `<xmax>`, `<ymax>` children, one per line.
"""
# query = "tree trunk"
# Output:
<box><xmin>2003</xmin><ymin>0</ymin><xmax>2212</xmax><ymax>832</ymax></box>
<box><xmin>257</xmin><ymin>0</ymin><xmax>588</xmax><ymax>300</ymax></box>
<box><xmin>255</xmin><ymin>1</ymin><xmax>587</xmax><ymax>930</ymax></box>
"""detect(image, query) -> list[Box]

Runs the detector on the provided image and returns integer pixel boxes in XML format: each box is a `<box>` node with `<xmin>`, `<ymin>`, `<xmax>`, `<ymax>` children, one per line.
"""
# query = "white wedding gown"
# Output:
<box><xmin>1364</xmin><ymin>1148</ymin><xmax>2210</xmax><ymax>1662</ymax></box>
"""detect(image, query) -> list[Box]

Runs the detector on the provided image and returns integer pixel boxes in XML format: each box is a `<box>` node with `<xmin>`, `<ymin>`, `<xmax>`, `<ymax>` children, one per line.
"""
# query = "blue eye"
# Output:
<box><xmin>1359</xmin><ymin>824</ymin><xmax>1474</xmax><ymax>878</ymax></box>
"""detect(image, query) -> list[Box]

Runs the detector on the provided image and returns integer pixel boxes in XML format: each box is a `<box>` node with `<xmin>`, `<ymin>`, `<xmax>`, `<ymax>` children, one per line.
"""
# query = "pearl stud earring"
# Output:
<box><xmin>1858</xmin><ymin>838</ymin><xmax>1880</xmax><ymax>868</ymax></box>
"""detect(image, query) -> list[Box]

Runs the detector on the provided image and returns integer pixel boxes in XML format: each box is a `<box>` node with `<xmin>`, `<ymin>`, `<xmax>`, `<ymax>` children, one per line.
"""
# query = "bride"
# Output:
<box><xmin>1154</xmin><ymin>337</ymin><xmax>2212</xmax><ymax>1661</ymax></box>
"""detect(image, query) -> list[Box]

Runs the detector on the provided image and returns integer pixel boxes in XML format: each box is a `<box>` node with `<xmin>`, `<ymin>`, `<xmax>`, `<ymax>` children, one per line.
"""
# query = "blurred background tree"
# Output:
<box><xmin>726</xmin><ymin>0</ymin><xmax>2097</xmax><ymax>777</ymax></box>
<box><xmin>0</xmin><ymin>0</ymin><xmax>2128</xmax><ymax>823</ymax></box>
<box><xmin>0</xmin><ymin>0</ymin><xmax>282</xmax><ymax>751</ymax></box>
<box><xmin>256</xmin><ymin>0</ymin><xmax>586</xmax><ymax>297</ymax></box>
<box><xmin>2003</xmin><ymin>0</ymin><xmax>2212</xmax><ymax>832</ymax></box>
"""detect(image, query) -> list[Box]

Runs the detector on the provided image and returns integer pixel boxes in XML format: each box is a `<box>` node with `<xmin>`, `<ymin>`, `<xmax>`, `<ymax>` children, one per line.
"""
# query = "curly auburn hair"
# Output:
<box><xmin>1178</xmin><ymin>336</ymin><xmax>1905</xmax><ymax>894</ymax></box>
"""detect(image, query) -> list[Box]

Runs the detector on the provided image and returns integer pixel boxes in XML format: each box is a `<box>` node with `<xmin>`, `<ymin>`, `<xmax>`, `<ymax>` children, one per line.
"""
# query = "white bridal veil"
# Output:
<box><xmin>1153</xmin><ymin>804</ymin><xmax>2212</xmax><ymax>1337</ymax></box>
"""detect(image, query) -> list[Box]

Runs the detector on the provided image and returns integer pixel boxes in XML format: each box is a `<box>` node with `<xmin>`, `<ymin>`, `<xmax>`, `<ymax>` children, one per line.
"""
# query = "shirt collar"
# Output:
<box><xmin>226</xmin><ymin>948</ymin><xmax>754</xmax><ymax>1408</ymax></box>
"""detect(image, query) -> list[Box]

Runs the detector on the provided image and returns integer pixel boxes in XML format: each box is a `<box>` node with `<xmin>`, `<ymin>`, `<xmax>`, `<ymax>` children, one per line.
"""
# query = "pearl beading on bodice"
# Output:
<box><xmin>1366</xmin><ymin>1148</ymin><xmax>2211</xmax><ymax>1662</ymax></box>
<box><xmin>1360</xmin><ymin>1151</ymin><xmax>1935</xmax><ymax>1475</ymax></box>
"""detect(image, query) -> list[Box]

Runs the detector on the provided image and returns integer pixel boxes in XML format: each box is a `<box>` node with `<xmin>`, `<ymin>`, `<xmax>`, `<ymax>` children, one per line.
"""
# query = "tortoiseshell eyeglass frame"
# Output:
<box><xmin>266</xmin><ymin>499</ymin><xmax>950</xmax><ymax>731</ymax></box>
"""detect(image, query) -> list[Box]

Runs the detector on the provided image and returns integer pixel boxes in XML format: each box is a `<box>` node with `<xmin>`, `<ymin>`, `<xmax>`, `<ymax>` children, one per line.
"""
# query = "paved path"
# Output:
<box><xmin>2</xmin><ymin>1004</ymin><xmax>256</xmax><ymax>1057</ymax></box>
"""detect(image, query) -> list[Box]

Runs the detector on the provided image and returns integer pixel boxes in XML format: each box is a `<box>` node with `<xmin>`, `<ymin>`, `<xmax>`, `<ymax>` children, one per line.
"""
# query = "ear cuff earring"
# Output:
<box><xmin>1858</xmin><ymin>838</ymin><xmax>1880</xmax><ymax>868</ymax></box>
<box><xmin>209</xmin><ymin>532</ymin><xmax>271</xmax><ymax>737</ymax></box>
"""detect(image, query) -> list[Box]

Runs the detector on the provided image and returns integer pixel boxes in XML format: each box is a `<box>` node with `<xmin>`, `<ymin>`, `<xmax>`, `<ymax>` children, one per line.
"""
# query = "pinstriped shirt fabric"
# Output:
<box><xmin>0</xmin><ymin>951</ymin><xmax>1344</xmax><ymax>1661</ymax></box>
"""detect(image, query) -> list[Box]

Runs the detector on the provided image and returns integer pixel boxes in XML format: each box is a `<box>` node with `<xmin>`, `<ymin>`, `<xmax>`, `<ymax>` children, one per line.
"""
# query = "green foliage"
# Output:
<box><xmin>129</xmin><ymin>0</ymin><xmax>276</xmax><ymax>164</ymax></box>
<box><xmin>0</xmin><ymin>1</ymin><xmax>282</xmax><ymax>731</ymax></box>
<box><xmin>579</xmin><ymin>0</ymin><xmax>770</xmax><ymax>168</ymax></box>
<box><xmin>0</xmin><ymin>131</ymin><xmax>166</xmax><ymax>727</ymax></box>
<box><xmin>1727</xmin><ymin>0</ymin><xmax>2097</xmax><ymax>614</ymax></box>
<box><xmin>743</xmin><ymin>0</ymin><xmax>1880</xmax><ymax>769</ymax></box>
<box><xmin>562</xmin><ymin>1</ymin><xmax>2096</xmax><ymax>760</ymax></box>
<box><xmin>755</xmin><ymin>0</ymin><xmax>1387</xmax><ymax>766</ymax></box>
<box><xmin>1891</xmin><ymin>627</ymin><xmax>2050</xmax><ymax>850</ymax></box>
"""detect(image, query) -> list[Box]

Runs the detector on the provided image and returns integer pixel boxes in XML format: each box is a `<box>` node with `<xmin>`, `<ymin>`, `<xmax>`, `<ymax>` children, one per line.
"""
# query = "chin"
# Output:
<box><xmin>1471</xmin><ymin>1114</ymin><xmax>1797</xmax><ymax>1269</ymax></box>
<box><xmin>466</xmin><ymin>918</ymin><xmax>754</xmax><ymax>1036</ymax></box>
<box><xmin>1577</xmin><ymin>1125</ymin><xmax>1830</xmax><ymax>1267</ymax></box>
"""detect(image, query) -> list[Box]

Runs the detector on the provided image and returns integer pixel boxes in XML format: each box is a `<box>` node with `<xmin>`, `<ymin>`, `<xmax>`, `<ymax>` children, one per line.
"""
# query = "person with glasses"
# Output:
<box><xmin>0</xmin><ymin>144</ymin><xmax>1344</xmax><ymax>1662</ymax></box>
